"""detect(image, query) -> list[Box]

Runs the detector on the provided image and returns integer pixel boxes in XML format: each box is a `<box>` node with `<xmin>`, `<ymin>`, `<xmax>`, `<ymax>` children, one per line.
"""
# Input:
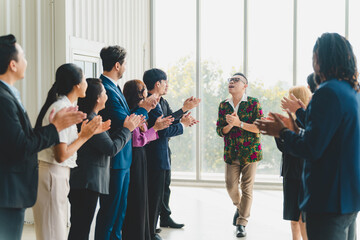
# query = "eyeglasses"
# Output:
<box><xmin>227</xmin><ymin>77</ymin><xmax>247</xmax><ymax>84</ymax></box>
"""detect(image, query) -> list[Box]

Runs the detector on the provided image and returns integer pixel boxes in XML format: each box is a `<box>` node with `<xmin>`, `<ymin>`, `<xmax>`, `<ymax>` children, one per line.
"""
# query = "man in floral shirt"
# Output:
<box><xmin>216</xmin><ymin>72</ymin><xmax>263</xmax><ymax>238</ymax></box>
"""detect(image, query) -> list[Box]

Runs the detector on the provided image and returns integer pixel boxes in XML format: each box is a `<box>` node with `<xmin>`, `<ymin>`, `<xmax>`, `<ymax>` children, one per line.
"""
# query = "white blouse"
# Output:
<box><xmin>38</xmin><ymin>96</ymin><xmax>78</xmax><ymax>168</ymax></box>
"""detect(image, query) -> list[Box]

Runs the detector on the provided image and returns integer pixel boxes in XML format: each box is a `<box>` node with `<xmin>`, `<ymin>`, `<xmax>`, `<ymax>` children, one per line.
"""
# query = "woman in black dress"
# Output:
<box><xmin>275</xmin><ymin>86</ymin><xmax>311</xmax><ymax>240</ymax></box>
<box><xmin>122</xmin><ymin>80</ymin><xmax>172</xmax><ymax>240</ymax></box>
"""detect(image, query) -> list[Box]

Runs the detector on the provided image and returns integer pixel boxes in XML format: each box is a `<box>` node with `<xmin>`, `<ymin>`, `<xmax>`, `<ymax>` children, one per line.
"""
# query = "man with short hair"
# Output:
<box><xmin>158</xmin><ymin>77</ymin><xmax>201</xmax><ymax>230</ymax></box>
<box><xmin>143</xmin><ymin>68</ymin><xmax>199</xmax><ymax>240</ymax></box>
<box><xmin>0</xmin><ymin>34</ymin><xmax>86</xmax><ymax>240</ymax></box>
<box><xmin>95</xmin><ymin>45</ymin><xmax>156</xmax><ymax>240</ymax></box>
<box><xmin>216</xmin><ymin>72</ymin><xmax>264</xmax><ymax>238</ymax></box>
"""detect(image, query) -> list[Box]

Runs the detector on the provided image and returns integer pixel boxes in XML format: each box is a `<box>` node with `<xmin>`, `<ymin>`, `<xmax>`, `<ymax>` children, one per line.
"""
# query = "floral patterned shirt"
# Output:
<box><xmin>216</xmin><ymin>96</ymin><xmax>264</xmax><ymax>166</ymax></box>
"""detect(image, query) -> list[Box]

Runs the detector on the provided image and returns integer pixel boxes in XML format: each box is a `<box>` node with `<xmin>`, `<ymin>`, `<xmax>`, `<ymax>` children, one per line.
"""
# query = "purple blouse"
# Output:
<box><xmin>132</xmin><ymin>123</ymin><xmax>159</xmax><ymax>147</ymax></box>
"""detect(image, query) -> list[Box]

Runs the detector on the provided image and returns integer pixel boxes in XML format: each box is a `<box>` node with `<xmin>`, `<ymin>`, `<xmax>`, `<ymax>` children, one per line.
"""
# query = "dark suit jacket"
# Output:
<box><xmin>99</xmin><ymin>74</ymin><xmax>148</xmax><ymax>169</ymax></box>
<box><xmin>281</xmin><ymin>79</ymin><xmax>360</xmax><ymax>214</ymax></box>
<box><xmin>275</xmin><ymin>119</ymin><xmax>304</xmax><ymax>180</ymax></box>
<box><xmin>146</xmin><ymin>102</ymin><xmax>183</xmax><ymax>170</ymax></box>
<box><xmin>159</xmin><ymin>97</ymin><xmax>186</xmax><ymax>156</ymax></box>
<box><xmin>0</xmin><ymin>81</ymin><xmax>59</xmax><ymax>208</ymax></box>
<box><xmin>70</xmin><ymin>112</ymin><xmax>132</xmax><ymax>194</ymax></box>
<box><xmin>295</xmin><ymin>108</ymin><xmax>306</xmax><ymax>127</ymax></box>
<box><xmin>159</xmin><ymin>97</ymin><xmax>185</xmax><ymax>122</ymax></box>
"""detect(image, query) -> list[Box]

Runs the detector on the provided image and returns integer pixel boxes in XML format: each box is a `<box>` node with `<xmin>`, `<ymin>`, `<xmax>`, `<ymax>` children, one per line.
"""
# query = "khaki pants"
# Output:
<box><xmin>225</xmin><ymin>161</ymin><xmax>257</xmax><ymax>226</ymax></box>
<box><xmin>33</xmin><ymin>161</ymin><xmax>70</xmax><ymax>240</ymax></box>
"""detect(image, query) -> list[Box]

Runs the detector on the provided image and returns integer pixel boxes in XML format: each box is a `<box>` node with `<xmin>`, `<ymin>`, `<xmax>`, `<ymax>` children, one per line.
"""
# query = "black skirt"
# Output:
<box><xmin>122</xmin><ymin>147</ymin><xmax>151</xmax><ymax>240</ymax></box>
<box><xmin>283</xmin><ymin>178</ymin><xmax>302</xmax><ymax>221</ymax></box>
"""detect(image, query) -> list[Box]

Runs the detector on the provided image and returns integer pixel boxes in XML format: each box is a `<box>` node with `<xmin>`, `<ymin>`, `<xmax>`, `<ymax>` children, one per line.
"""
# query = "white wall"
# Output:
<box><xmin>69</xmin><ymin>0</ymin><xmax>151</xmax><ymax>84</ymax></box>
<box><xmin>0</xmin><ymin>0</ymin><xmax>151</xmax><ymax>122</ymax></box>
<box><xmin>0</xmin><ymin>0</ymin><xmax>151</xmax><ymax>223</ymax></box>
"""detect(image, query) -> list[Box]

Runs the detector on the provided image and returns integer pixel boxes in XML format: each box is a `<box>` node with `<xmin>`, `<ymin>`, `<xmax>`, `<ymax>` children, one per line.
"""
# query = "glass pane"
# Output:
<box><xmin>84</xmin><ymin>61</ymin><xmax>95</xmax><ymax>78</ymax></box>
<box><xmin>74</xmin><ymin>60</ymin><xmax>85</xmax><ymax>71</ymax></box>
<box><xmin>349</xmin><ymin>0</ymin><xmax>360</xmax><ymax>66</ymax></box>
<box><xmin>297</xmin><ymin>0</ymin><xmax>345</xmax><ymax>86</ymax></box>
<box><xmin>200</xmin><ymin>0</ymin><xmax>244</xmax><ymax>180</ymax></box>
<box><xmin>248</xmin><ymin>0</ymin><xmax>293</xmax><ymax>179</ymax></box>
<box><xmin>154</xmin><ymin>0</ymin><xmax>197</xmax><ymax>179</ymax></box>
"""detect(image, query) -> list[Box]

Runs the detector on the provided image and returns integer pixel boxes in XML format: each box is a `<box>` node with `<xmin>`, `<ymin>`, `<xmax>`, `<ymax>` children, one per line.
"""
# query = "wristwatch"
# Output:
<box><xmin>240</xmin><ymin>121</ymin><xmax>244</xmax><ymax>128</ymax></box>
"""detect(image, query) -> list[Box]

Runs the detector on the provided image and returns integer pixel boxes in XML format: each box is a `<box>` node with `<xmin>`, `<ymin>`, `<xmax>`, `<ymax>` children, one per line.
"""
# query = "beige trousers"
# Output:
<box><xmin>32</xmin><ymin>161</ymin><xmax>70</xmax><ymax>240</ymax></box>
<box><xmin>225</xmin><ymin>161</ymin><xmax>257</xmax><ymax>226</ymax></box>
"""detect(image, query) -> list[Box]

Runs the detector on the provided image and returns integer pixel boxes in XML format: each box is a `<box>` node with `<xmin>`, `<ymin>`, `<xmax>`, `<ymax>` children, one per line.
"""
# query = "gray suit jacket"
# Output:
<box><xmin>70</xmin><ymin>112</ymin><xmax>131</xmax><ymax>194</ymax></box>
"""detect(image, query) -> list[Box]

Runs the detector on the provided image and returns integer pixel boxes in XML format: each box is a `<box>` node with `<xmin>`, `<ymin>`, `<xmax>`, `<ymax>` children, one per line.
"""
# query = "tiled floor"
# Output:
<box><xmin>22</xmin><ymin>186</ymin><xmax>359</xmax><ymax>240</ymax></box>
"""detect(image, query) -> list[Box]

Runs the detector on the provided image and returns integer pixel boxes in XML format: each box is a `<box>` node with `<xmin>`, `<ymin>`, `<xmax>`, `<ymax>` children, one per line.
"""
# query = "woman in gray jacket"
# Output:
<box><xmin>68</xmin><ymin>78</ymin><xmax>141</xmax><ymax>240</ymax></box>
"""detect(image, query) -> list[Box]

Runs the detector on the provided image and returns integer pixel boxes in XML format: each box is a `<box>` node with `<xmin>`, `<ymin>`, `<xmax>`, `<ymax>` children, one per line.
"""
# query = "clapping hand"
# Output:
<box><xmin>123</xmin><ymin>114</ymin><xmax>144</xmax><ymax>132</ymax></box>
<box><xmin>182</xmin><ymin>96</ymin><xmax>201</xmax><ymax>112</ymax></box>
<box><xmin>94</xmin><ymin>119</ymin><xmax>111</xmax><ymax>134</ymax></box>
<box><xmin>281</xmin><ymin>93</ymin><xmax>305</xmax><ymax>113</ymax></box>
<box><xmin>226</xmin><ymin>112</ymin><xmax>241</xmax><ymax>127</ymax></box>
<box><xmin>139</xmin><ymin>94</ymin><xmax>158</xmax><ymax>112</ymax></box>
<box><xmin>153</xmin><ymin>115</ymin><xmax>174</xmax><ymax>131</ymax></box>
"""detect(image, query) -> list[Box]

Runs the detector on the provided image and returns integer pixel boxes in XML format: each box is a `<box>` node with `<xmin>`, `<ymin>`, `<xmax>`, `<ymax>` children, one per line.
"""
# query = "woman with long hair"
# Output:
<box><xmin>275</xmin><ymin>86</ymin><xmax>311</xmax><ymax>240</ymax></box>
<box><xmin>32</xmin><ymin>63</ymin><xmax>103</xmax><ymax>240</ymax></box>
<box><xmin>68</xmin><ymin>78</ymin><xmax>141</xmax><ymax>240</ymax></box>
<box><xmin>122</xmin><ymin>79</ymin><xmax>173</xmax><ymax>240</ymax></box>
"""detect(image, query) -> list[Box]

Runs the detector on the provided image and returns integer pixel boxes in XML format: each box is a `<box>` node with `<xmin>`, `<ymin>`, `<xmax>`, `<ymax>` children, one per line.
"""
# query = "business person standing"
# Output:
<box><xmin>255</xmin><ymin>33</ymin><xmax>360</xmax><ymax>240</ymax></box>
<box><xmin>95</xmin><ymin>46</ymin><xmax>156</xmax><ymax>240</ymax></box>
<box><xmin>143</xmin><ymin>68</ymin><xmax>198</xmax><ymax>240</ymax></box>
<box><xmin>68</xmin><ymin>78</ymin><xmax>142</xmax><ymax>240</ymax></box>
<box><xmin>0</xmin><ymin>34</ymin><xmax>86</xmax><ymax>240</ymax></box>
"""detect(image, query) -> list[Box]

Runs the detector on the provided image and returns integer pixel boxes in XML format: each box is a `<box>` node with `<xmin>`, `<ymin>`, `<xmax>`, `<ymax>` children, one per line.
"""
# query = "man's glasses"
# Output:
<box><xmin>227</xmin><ymin>77</ymin><xmax>247</xmax><ymax>84</ymax></box>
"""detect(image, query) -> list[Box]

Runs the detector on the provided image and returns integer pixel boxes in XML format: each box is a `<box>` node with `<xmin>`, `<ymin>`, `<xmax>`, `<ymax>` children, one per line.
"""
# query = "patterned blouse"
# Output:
<box><xmin>216</xmin><ymin>96</ymin><xmax>264</xmax><ymax>166</ymax></box>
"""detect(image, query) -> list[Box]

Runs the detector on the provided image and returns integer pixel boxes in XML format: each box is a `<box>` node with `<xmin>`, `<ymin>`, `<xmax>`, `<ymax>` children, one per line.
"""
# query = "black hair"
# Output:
<box><xmin>123</xmin><ymin>79</ymin><xmax>146</xmax><ymax>110</ymax></box>
<box><xmin>35</xmin><ymin>63</ymin><xmax>83</xmax><ymax>129</ymax></box>
<box><xmin>77</xmin><ymin>78</ymin><xmax>103</xmax><ymax>116</ymax></box>
<box><xmin>313</xmin><ymin>32</ymin><xmax>359</xmax><ymax>92</ymax></box>
<box><xmin>0</xmin><ymin>34</ymin><xmax>18</xmax><ymax>75</ymax></box>
<box><xmin>143</xmin><ymin>68</ymin><xmax>167</xmax><ymax>90</ymax></box>
<box><xmin>233</xmin><ymin>72</ymin><xmax>248</xmax><ymax>84</ymax></box>
<box><xmin>100</xmin><ymin>45</ymin><xmax>127</xmax><ymax>72</ymax></box>
<box><xmin>306</xmin><ymin>73</ymin><xmax>318</xmax><ymax>93</ymax></box>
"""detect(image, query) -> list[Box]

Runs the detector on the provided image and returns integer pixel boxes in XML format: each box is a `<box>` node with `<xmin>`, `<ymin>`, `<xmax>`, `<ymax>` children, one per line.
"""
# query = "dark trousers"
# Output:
<box><xmin>95</xmin><ymin>168</ymin><xmax>130</xmax><ymax>240</ymax></box>
<box><xmin>122</xmin><ymin>147</ymin><xmax>151</xmax><ymax>240</ymax></box>
<box><xmin>306</xmin><ymin>212</ymin><xmax>358</xmax><ymax>240</ymax></box>
<box><xmin>0</xmin><ymin>207</ymin><xmax>25</xmax><ymax>240</ymax></box>
<box><xmin>148</xmin><ymin>168</ymin><xmax>166</xmax><ymax>238</ymax></box>
<box><xmin>68</xmin><ymin>188</ymin><xmax>100</xmax><ymax>240</ymax></box>
<box><xmin>160</xmin><ymin>169</ymin><xmax>172</xmax><ymax>220</ymax></box>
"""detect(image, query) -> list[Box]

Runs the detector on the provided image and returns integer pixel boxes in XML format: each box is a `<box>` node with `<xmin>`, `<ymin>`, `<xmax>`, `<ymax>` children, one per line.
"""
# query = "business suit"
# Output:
<box><xmin>280</xmin><ymin>79</ymin><xmax>360</xmax><ymax>239</ymax></box>
<box><xmin>95</xmin><ymin>75</ymin><xmax>148</xmax><ymax>240</ymax></box>
<box><xmin>0</xmin><ymin>81</ymin><xmax>59</xmax><ymax>240</ymax></box>
<box><xmin>146</xmin><ymin>101</ymin><xmax>183</xmax><ymax>238</ymax></box>
<box><xmin>158</xmin><ymin>97</ymin><xmax>185</xmax><ymax>221</ymax></box>
<box><xmin>68</xmin><ymin>112</ymin><xmax>131</xmax><ymax>240</ymax></box>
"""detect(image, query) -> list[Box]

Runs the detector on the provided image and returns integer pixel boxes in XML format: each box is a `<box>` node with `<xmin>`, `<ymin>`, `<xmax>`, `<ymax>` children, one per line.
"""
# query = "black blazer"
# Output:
<box><xmin>275</xmin><ymin>119</ymin><xmax>304</xmax><ymax>180</ymax></box>
<box><xmin>159</xmin><ymin>97</ymin><xmax>185</xmax><ymax>122</ymax></box>
<box><xmin>0</xmin><ymin>81</ymin><xmax>59</xmax><ymax>208</ymax></box>
<box><xmin>70</xmin><ymin>112</ymin><xmax>131</xmax><ymax>194</ymax></box>
<box><xmin>159</xmin><ymin>97</ymin><xmax>185</xmax><ymax>156</ymax></box>
<box><xmin>146</xmin><ymin>102</ymin><xmax>183</xmax><ymax>170</ymax></box>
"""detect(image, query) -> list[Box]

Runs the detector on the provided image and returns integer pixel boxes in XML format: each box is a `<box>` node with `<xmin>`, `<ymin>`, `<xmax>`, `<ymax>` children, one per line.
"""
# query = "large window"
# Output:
<box><xmin>154</xmin><ymin>0</ymin><xmax>197</xmax><ymax>179</ymax></box>
<box><xmin>153</xmin><ymin>0</ymin><xmax>358</xmax><ymax>183</ymax></box>
<box><xmin>200</xmin><ymin>0</ymin><xmax>244</xmax><ymax>180</ymax></box>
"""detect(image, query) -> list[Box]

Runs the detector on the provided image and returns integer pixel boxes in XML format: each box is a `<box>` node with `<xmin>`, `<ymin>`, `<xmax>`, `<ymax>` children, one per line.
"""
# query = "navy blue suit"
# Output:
<box><xmin>280</xmin><ymin>79</ymin><xmax>360</xmax><ymax>214</ymax></box>
<box><xmin>146</xmin><ymin>102</ymin><xmax>183</xmax><ymax>237</ymax></box>
<box><xmin>95</xmin><ymin>75</ymin><xmax>148</xmax><ymax>240</ymax></box>
<box><xmin>146</xmin><ymin>103</ymin><xmax>183</xmax><ymax>170</ymax></box>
